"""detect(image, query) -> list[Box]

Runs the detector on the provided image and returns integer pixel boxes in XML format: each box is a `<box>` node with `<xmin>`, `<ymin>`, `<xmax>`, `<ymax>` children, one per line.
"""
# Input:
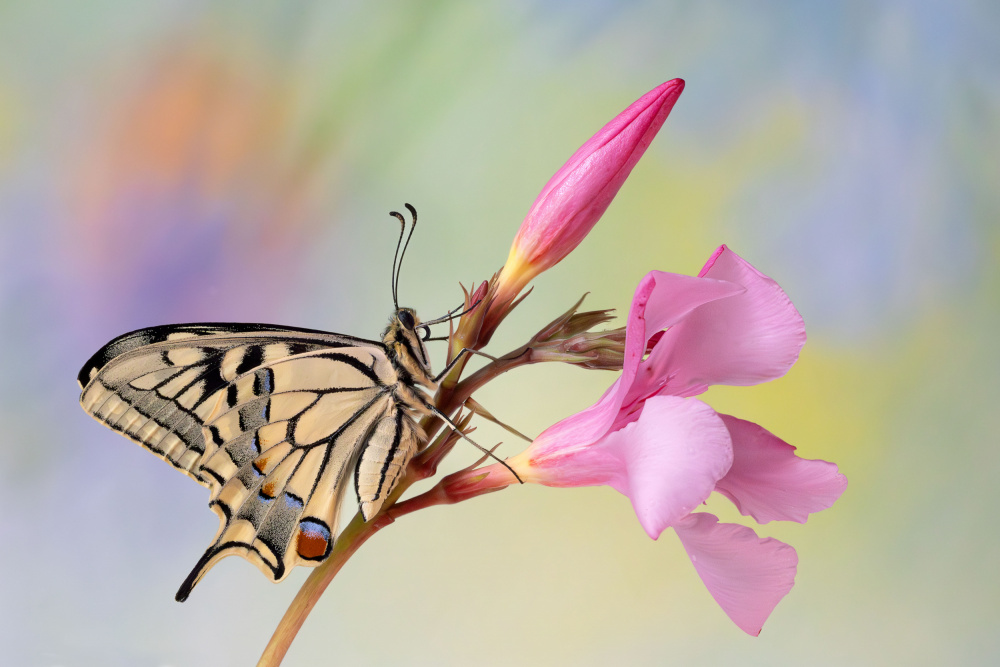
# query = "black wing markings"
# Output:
<box><xmin>80</xmin><ymin>322</ymin><xmax>423</xmax><ymax>601</ymax></box>
<box><xmin>78</xmin><ymin>321</ymin><xmax>375</xmax><ymax>387</ymax></box>
<box><xmin>81</xmin><ymin>324</ymin><xmax>386</xmax><ymax>469</ymax></box>
<box><xmin>305</xmin><ymin>388</ymin><xmax>392</xmax><ymax>501</ymax></box>
<box><xmin>364</xmin><ymin>410</ymin><xmax>405</xmax><ymax>506</ymax></box>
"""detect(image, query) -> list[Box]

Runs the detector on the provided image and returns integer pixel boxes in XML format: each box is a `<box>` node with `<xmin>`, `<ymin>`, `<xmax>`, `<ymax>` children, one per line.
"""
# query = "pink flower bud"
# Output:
<box><xmin>495</xmin><ymin>78</ymin><xmax>685</xmax><ymax>302</ymax></box>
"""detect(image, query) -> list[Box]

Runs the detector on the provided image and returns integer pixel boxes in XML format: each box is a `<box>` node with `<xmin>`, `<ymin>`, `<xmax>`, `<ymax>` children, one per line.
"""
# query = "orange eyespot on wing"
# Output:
<box><xmin>78</xmin><ymin>322</ymin><xmax>429</xmax><ymax>600</ymax></box>
<box><xmin>296</xmin><ymin>519</ymin><xmax>332</xmax><ymax>561</ymax></box>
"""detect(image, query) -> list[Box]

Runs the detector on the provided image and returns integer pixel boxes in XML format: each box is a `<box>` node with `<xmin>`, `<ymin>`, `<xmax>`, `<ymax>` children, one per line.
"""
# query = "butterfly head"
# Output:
<box><xmin>383</xmin><ymin>306</ymin><xmax>435</xmax><ymax>386</ymax></box>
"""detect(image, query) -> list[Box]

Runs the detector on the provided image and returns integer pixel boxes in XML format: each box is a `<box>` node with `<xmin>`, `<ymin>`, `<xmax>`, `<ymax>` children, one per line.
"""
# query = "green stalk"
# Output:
<box><xmin>257</xmin><ymin>509</ymin><xmax>390</xmax><ymax>667</ymax></box>
<box><xmin>258</xmin><ymin>343</ymin><xmax>537</xmax><ymax>665</ymax></box>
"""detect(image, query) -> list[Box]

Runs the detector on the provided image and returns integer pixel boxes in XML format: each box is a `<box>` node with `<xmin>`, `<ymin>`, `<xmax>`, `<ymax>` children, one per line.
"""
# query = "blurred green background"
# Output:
<box><xmin>1</xmin><ymin>1</ymin><xmax>997</xmax><ymax>665</ymax></box>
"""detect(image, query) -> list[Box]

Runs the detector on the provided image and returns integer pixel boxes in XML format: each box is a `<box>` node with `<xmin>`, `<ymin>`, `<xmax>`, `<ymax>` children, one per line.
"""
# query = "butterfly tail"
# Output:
<box><xmin>176</xmin><ymin>547</ymin><xmax>219</xmax><ymax>602</ymax></box>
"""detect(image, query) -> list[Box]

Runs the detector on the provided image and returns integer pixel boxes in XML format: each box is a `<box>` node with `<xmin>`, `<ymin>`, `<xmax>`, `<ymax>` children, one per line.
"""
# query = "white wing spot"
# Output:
<box><xmin>167</xmin><ymin>347</ymin><xmax>207</xmax><ymax>366</ymax></box>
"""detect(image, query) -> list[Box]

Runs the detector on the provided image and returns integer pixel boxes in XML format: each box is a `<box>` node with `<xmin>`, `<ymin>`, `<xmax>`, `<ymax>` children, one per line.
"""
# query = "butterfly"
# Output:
<box><xmin>77</xmin><ymin>205</ymin><xmax>477</xmax><ymax>601</ymax></box>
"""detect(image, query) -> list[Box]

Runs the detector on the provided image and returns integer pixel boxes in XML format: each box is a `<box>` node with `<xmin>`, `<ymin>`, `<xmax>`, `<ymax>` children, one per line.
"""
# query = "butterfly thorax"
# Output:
<box><xmin>382</xmin><ymin>307</ymin><xmax>436</xmax><ymax>416</ymax></box>
<box><xmin>383</xmin><ymin>308</ymin><xmax>435</xmax><ymax>387</ymax></box>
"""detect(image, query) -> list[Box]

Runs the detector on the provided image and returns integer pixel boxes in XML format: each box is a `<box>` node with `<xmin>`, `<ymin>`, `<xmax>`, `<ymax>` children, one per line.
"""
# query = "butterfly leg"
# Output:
<box><xmin>462</xmin><ymin>397</ymin><xmax>533</xmax><ymax>442</ymax></box>
<box><xmin>432</xmin><ymin>347</ymin><xmax>509</xmax><ymax>384</ymax></box>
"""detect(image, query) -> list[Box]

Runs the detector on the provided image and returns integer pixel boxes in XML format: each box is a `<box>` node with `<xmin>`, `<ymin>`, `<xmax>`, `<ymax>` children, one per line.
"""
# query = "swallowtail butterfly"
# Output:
<box><xmin>78</xmin><ymin>205</ymin><xmax>466</xmax><ymax>601</ymax></box>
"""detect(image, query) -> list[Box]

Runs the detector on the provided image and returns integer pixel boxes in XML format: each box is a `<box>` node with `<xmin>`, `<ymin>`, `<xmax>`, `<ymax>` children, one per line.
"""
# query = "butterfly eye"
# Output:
<box><xmin>398</xmin><ymin>309</ymin><xmax>416</xmax><ymax>330</ymax></box>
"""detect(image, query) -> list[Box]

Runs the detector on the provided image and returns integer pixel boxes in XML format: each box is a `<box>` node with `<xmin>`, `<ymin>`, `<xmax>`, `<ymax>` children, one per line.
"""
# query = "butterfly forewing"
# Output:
<box><xmin>78</xmin><ymin>322</ymin><xmax>429</xmax><ymax>600</ymax></box>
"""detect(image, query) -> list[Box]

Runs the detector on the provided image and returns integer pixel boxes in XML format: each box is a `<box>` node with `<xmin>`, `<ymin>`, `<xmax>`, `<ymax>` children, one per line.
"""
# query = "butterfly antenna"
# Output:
<box><xmin>388</xmin><ymin>209</ymin><xmax>407</xmax><ymax>310</ymax></box>
<box><xmin>394</xmin><ymin>203</ymin><xmax>418</xmax><ymax>306</ymax></box>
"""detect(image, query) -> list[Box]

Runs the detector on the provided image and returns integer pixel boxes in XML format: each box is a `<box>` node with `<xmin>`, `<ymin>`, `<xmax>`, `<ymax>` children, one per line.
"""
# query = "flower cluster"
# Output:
<box><xmin>432</xmin><ymin>77</ymin><xmax>844</xmax><ymax>635</ymax></box>
<box><xmin>444</xmin><ymin>245</ymin><xmax>846</xmax><ymax>635</ymax></box>
<box><xmin>264</xmin><ymin>78</ymin><xmax>846</xmax><ymax>664</ymax></box>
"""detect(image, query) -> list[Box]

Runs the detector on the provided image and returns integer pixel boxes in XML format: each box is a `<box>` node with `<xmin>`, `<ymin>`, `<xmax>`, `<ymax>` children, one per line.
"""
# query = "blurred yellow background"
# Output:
<box><xmin>1</xmin><ymin>2</ymin><xmax>996</xmax><ymax>665</ymax></box>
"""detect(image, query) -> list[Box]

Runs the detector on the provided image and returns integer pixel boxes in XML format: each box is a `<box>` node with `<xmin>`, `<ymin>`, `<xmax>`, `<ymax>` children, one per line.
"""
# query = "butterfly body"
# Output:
<box><xmin>78</xmin><ymin>309</ymin><xmax>435</xmax><ymax>600</ymax></box>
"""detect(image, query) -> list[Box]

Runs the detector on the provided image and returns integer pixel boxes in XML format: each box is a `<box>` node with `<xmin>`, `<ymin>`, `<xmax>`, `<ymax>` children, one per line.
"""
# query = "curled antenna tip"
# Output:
<box><xmin>389</xmin><ymin>210</ymin><xmax>407</xmax><ymax>309</ymax></box>
<box><xmin>395</xmin><ymin>204</ymin><xmax>418</xmax><ymax>305</ymax></box>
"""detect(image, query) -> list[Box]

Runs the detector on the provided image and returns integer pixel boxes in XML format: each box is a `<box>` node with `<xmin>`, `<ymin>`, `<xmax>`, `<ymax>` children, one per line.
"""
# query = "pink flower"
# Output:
<box><xmin>447</xmin><ymin>246</ymin><xmax>846</xmax><ymax>635</ymax></box>
<box><xmin>493</xmin><ymin>79</ymin><xmax>685</xmax><ymax>307</ymax></box>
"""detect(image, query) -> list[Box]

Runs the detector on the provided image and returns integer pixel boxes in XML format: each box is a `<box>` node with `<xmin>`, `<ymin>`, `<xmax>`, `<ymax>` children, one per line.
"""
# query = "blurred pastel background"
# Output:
<box><xmin>1</xmin><ymin>2</ymin><xmax>997</xmax><ymax>665</ymax></box>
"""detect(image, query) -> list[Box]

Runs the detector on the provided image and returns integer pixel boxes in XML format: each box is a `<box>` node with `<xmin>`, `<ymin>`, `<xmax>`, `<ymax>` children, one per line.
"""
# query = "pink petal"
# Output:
<box><xmin>532</xmin><ymin>271</ymin><xmax>742</xmax><ymax>454</ymax></box>
<box><xmin>597</xmin><ymin>396</ymin><xmax>733</xmax><ymax>539</ymax></box>
<box><xmin>674</xmin><ymin>513</ymin><xmax>798</xmax><ymax>636</ymax></box>
<box><xmin>507</xmin><ymin>402</ymin><xmax>625</xmax><ymax>488</ymax></box>
<box><xmin>527</xmin><ymin>374</ymin><xmax>628</xmax><ymax>462</ymax></box>
<box><xmin>715</xmin><ymin>414</ymin><xmax>847</xmax><ymax>524</ymax></box>
<box><xmin>622</xmin><ymin>270</ymin><xmax>745</xmax><ymax>380</ymax></box>
<box><xmin>639</xmin><ymin>245</ymin><xmax>806</xmax><ymax>397</ymax></box>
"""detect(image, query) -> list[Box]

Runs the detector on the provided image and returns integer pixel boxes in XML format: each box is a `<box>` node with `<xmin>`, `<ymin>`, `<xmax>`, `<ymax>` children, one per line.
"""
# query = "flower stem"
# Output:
<box><xmin>256</xmin><ymin>427</ymin><xmax>458</xmax><ymax>667</ymax></box>
<box><xmin>258</xmin><ymin>343</ymin><xmax>535</xmax><ymax>666</ymax></box>
<box><xmin>257</xmin><ymin>510</ymin><xmax>391</xmax><ymax>667</ymax></box>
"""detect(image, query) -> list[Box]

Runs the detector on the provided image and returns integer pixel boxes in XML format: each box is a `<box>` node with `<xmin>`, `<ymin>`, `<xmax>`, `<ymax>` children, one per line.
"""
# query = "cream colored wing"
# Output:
<box><xmin>78</xmin><ymin>323</ymin><xmax>421</xmax><ymax>600</ymax></box>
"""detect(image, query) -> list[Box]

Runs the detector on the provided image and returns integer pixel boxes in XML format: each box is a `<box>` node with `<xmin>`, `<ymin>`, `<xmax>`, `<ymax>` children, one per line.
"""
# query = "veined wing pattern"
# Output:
<box><xmin>78</xmin><ymin>323</ymin><xmax>423</xmax><ymax>600</ymax></box>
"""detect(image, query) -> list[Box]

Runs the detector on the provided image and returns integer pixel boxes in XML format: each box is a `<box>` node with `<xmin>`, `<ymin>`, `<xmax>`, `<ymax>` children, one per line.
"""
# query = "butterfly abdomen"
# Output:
<box><xmin>348</xmin><ymin>310</ymin><xmax>439</xmax><ymax>520</ymax></box>
<box><xmin>354</xmin><ymin>408</ymin><xmax>422</xmax><ymax>520</ymax></box>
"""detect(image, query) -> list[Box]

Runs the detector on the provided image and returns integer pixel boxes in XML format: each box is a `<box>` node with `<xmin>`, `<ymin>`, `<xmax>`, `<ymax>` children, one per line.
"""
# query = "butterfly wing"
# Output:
<box><xmin>78</xmin><ymin>323</ymin><xmax>422</xmax><ymax>600</ymax></box>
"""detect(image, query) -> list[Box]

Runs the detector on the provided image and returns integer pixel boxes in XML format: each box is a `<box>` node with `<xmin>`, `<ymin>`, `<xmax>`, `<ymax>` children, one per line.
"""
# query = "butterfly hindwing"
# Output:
<box><xmin>78</xmin><ymin>323</ymin><xmax>424</xmax><ymax>599</ymax></box>
<box><xmin>178</xmin><ymin>348</ymin><xmax>410</xmax><ymax>599</ymax></box>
